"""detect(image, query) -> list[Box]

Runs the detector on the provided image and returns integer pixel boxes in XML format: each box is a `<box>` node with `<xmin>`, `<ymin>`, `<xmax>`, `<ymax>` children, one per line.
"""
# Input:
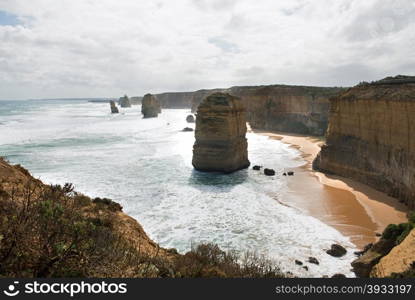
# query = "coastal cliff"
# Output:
<box><xmin>228</xmin><ymin>85</ymin><xmax>344</xmax><ymax>136</ymax></box>
<box><xmin>155</xmin><ymin>84</ymin><xmax>343</xmax><ymax>136</ymax></box>
<box><xmin>155</xmin><ymin>92</ymin><xmax>194</xmax><ymax>108</ymax></box>
<box><xmin>371</xmin><ymin>228</ymin><xmax>415</xmax><ymax>277</ymax></box>
<box><xmin>313</xmin><ymin>76</ymin><xmax>415</xmax><ymax>209</ymax></box>
<box><xmin>192</xmin><ymin>93</ymin><xmax>250</xmax><ymax>173</ymax></box>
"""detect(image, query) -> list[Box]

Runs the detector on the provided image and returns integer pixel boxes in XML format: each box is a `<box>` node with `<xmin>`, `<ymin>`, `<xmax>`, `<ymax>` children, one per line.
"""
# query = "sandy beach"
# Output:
<box><xmin>253</xmin><ymin>130</ymin><xmax>408</xmax><ymax>249</ymax></box>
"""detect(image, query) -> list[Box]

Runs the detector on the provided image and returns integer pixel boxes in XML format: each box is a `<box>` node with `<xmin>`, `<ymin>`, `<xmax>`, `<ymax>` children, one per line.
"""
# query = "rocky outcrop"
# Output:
<box><xmin>141</xmin><ymin>94</ymin><xmax>161</xmax><ymax>118</ymax></box>
<box><xmin>119</xmin><ymin>95</ymin><xmax>132</xmax><ymax>108</ymax></box>
<box><xmin>370</xmin><ymin>229</ymin><xmax>415</xmax><ymax>277</ymax></box>
<box><xmin>110</xmin><ymin>100</ymin><xmax>119</xmax><ymax>114</ymax></box>
<box><xmin>313</xmin><ymin>76</ymin><xmax>415</xmax><ymax>208</ymax></box>
<box><xmin>192</xmin><ymin>93</ymin><xmax>250</xmax><ymax>173</ymax></box>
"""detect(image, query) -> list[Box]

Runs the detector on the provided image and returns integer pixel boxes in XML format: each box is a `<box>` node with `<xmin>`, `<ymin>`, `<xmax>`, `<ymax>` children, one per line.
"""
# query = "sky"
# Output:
<box><xmin>0</xmin><ymin>0</ymin><xmax>414</xmax><ymax>100</ymax></box>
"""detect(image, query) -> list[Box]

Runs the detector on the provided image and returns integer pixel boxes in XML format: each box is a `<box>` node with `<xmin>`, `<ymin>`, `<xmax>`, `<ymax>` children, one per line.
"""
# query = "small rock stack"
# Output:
<box><xmin>192</xmin><ymin>92</ymin><xmax>250</xmax><ymax>173</ymax></box>
<box><xmin>141</xmin><ymin>94</ymin><xmax>162</xmax><ymax>118</ymax></box>
<box><xmin>110</xmin><ymin>100</ymin><xmax>119</xmax><ymax>114</ymax></box>
<box><xmin>119</xmin><ymin>95</ymin><xmax>132</xmax><ymax>108</ymax></box>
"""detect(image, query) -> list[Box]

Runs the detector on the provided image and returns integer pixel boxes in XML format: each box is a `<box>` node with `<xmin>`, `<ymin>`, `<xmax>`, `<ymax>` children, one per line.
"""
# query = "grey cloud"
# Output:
<box><xmin>224</xmin><ymin>14</ymin><xmax>249</xmax><ymax>31</ymax></box>
<box><xmin>234</xmin><ymin>66</ymin><xmax>266</xmax><ymax>78</ymax></box>
<box><xmin>191</xmin><ymin>0</ymin><xmax>236</xmax><ymax>11</ymax></box>
<box><xmin>342</xmin><ymin>0</ymin><xmax>415</xmax><ymax>42</ymax></box>
<box><xmin>280</xmin><ymin>1</ymin><xmax>309</xmax><ymax>16</ymax></box>
<box><xmin>208</xmin><ymin>36</ymin><xmax>239</xmax><ymax>53</ymax></box>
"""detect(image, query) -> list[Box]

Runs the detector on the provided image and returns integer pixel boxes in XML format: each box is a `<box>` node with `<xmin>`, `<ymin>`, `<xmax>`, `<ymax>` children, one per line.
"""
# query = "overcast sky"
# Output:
<box><xmin>0</xmin><ymin>0</ymin><xmax>414</xmax><ymax>100</ymax></box>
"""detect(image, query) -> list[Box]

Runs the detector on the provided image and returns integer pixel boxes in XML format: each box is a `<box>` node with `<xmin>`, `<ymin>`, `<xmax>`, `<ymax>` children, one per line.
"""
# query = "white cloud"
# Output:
<box><xmin>0</xmin><ymin>0</ymin><xmax>414</xmax><ymax>99</ymax></box>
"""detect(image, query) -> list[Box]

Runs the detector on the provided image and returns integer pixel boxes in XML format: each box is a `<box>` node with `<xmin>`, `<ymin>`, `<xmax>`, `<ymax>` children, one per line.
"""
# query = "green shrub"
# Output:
<box><xmin>173</xmin><ymin>243</ymin><xmax>286</xmax><ymax>278</ymax></box>
<box><xmin>408</xmin><ymin>211</ymin><xmax>415</xmax><ymax>225</ymax></box>
<box><xmin>382</xmin><ymin>223</ymin><xmax>414</xmax><ymax>245</ymax></box>
<box><xmin>93</xmin><ymin>197</ymin><xmax>123</xmax><ymax>212</ymax></box>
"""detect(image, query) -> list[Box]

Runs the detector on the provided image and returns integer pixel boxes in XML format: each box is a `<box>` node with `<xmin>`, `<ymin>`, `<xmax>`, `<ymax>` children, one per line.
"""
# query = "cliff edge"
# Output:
<box><xmin>313</xmin><ymin>76</ymin><xmax>415</xmax><ymax>209</ymax></box>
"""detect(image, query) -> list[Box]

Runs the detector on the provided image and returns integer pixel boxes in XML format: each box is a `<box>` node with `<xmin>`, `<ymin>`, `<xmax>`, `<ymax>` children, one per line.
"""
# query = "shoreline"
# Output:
<box><xmin>253</xmin><ymin>130</ymin><xmax>408</xmax><ymax>249</ymax></box>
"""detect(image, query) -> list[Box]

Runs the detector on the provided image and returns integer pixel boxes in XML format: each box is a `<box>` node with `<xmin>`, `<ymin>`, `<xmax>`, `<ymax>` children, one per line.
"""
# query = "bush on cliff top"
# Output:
<box><xmin>174</xmin><ymin>243</ymin><xmax>285</xmax><ymax>278</ymax></box>
<box><xmin>382</xmin><ymin>212</ymin><xmax>415</xmax><ymax>245</ymax></box>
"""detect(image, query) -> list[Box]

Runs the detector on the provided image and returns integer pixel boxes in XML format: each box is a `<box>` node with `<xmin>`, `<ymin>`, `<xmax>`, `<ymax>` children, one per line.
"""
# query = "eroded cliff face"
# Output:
<box><xmin>370</xmin><ymin>229</ymin><xmax>415</xmax><ymax>277</ymax></box>
<box><xmin>141</xmin><ymin>94</ymin><xmax>162</xmax><ymax>118</ymax></box>
<box><xmin>228</xmin><ymin>85</ymin><xmax>343</xmax><ymax>136</ymax></box>
<box><xmin>160</xmin><ymin>85</ymin><xmax>342</xmax><ymax>136</ymax></box>
<box><xmin>155</xmin><ymin>91</ymin><xmax>194</xmax><ymax>108</ymax></box>
<box><xmin>192</xmin><ymin>93</ymin><xmax>250</xmax><ymax>173</ymax></box>
<box><xmin>313</xmin><ymin>77</ymin><xmax>415</xmax><ymax>208</ymax></box>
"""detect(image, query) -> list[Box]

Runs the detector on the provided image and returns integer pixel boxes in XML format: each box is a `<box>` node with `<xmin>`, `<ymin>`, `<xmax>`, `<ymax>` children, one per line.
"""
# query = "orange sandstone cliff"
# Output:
<box><xmin>314</xmin><ymin>76</ymin><xmax>415</xmax><ymax>209</ymax></box>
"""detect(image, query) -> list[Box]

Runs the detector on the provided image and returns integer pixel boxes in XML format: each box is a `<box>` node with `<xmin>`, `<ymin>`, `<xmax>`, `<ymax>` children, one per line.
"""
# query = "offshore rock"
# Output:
<box><xmin>141</xmin><ymin>94</ymin><xmax>162</xmax><ymax>118</ymax></box>
<box><xmin>192</xmin><ymin>92</ymin><xmax>250</xmax><ymax>173</ymax></box>
<box><xmin>264</xmin><ymin>168</ymin><xmax>275</xmax><ymax>176</ymax></box>
<box><xmin>313</xmin><ymin>76</ymin><xmax>415</xmax><ymax>208</ymax></box>
<box><xmin>110</xmin><ymin>101</ymin><xmax>119</xmax><ymax>114</ymax></box>
<box><xmin>326</xmin><ymin>244</ymin><xmax>347</xmax><ymax>257</ymax></box>
<box><xmin>186</xmin><ymin>114</ymin><xmax>195</xmax><ymax>123</ymax></box>
<box><xmin>119</xmin><ymin>95</ymin><xmax>132</xmax><ymax>108</ymax></box>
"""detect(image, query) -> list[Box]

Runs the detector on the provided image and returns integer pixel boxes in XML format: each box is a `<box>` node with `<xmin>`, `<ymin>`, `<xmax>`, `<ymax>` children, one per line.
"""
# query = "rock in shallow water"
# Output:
<box><xmin>331</xmin><ymin>273</ymin><xmax>346</xmax><ymax>278</ymax></box>
<box><xmin>308</xmin><ymin>257</ymin><xmax>319</xmax><ymax>265</ymax></box>
<box><xmin>264</xmin><ymin>168</ymin><xmax>275</xmax><ymax>176</ymax></box>
<box><xmin>326</xmin><ymin>244</ymin><xmax>347</xmax><ymax>257</ymax></box>
<box><xmin>186</xmin><ymin>114</ymin><xmax>195</xmax><ymax>123</ymax></box>
<box><xmin>192</xmin><ymin>92</ymin><xmax>250</xmax><ymax>173</ymax></box>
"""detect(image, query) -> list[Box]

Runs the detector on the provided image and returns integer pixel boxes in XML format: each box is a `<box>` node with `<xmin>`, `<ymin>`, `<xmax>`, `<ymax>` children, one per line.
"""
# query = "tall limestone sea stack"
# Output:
<box><xmin>119</xmin><ymin>95</ymin><xmax>132</xmax><ymax>108</ymax></box>
<box><xmin>313</xmin><ymin>75</ymin><xmax>415</xmax><ymax>209</ymax></box>
<box><xmin>141</xmin><ymin>94</ymin><xmax>161</xmax><ymax>118</ymax></box>
<box><xmin>192</xmin><ymin>92</ymin><xmax>250</xmax><ymax>173</ymax></box>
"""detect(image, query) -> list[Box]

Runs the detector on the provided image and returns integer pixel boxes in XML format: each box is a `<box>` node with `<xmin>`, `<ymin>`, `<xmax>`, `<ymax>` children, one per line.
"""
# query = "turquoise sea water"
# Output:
<box><xmin>0</xmin><ymin>99</ymin><xmax>357</xmax><ymax>277</ymax></box>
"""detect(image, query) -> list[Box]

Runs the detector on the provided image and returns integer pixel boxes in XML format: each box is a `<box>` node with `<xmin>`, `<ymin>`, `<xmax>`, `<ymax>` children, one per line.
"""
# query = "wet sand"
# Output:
<box><xmin>253</xmin><ymin>130</ymin><xmax>408</xmax><ymax>249</ymax></box>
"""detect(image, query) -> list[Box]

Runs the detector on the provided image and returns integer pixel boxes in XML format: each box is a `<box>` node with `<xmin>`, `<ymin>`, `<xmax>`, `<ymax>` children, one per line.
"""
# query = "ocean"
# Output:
<box><xmin>0</xmin><ymin>99</ymin><xmax>357</xmax><ymax>277</ymax></box>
